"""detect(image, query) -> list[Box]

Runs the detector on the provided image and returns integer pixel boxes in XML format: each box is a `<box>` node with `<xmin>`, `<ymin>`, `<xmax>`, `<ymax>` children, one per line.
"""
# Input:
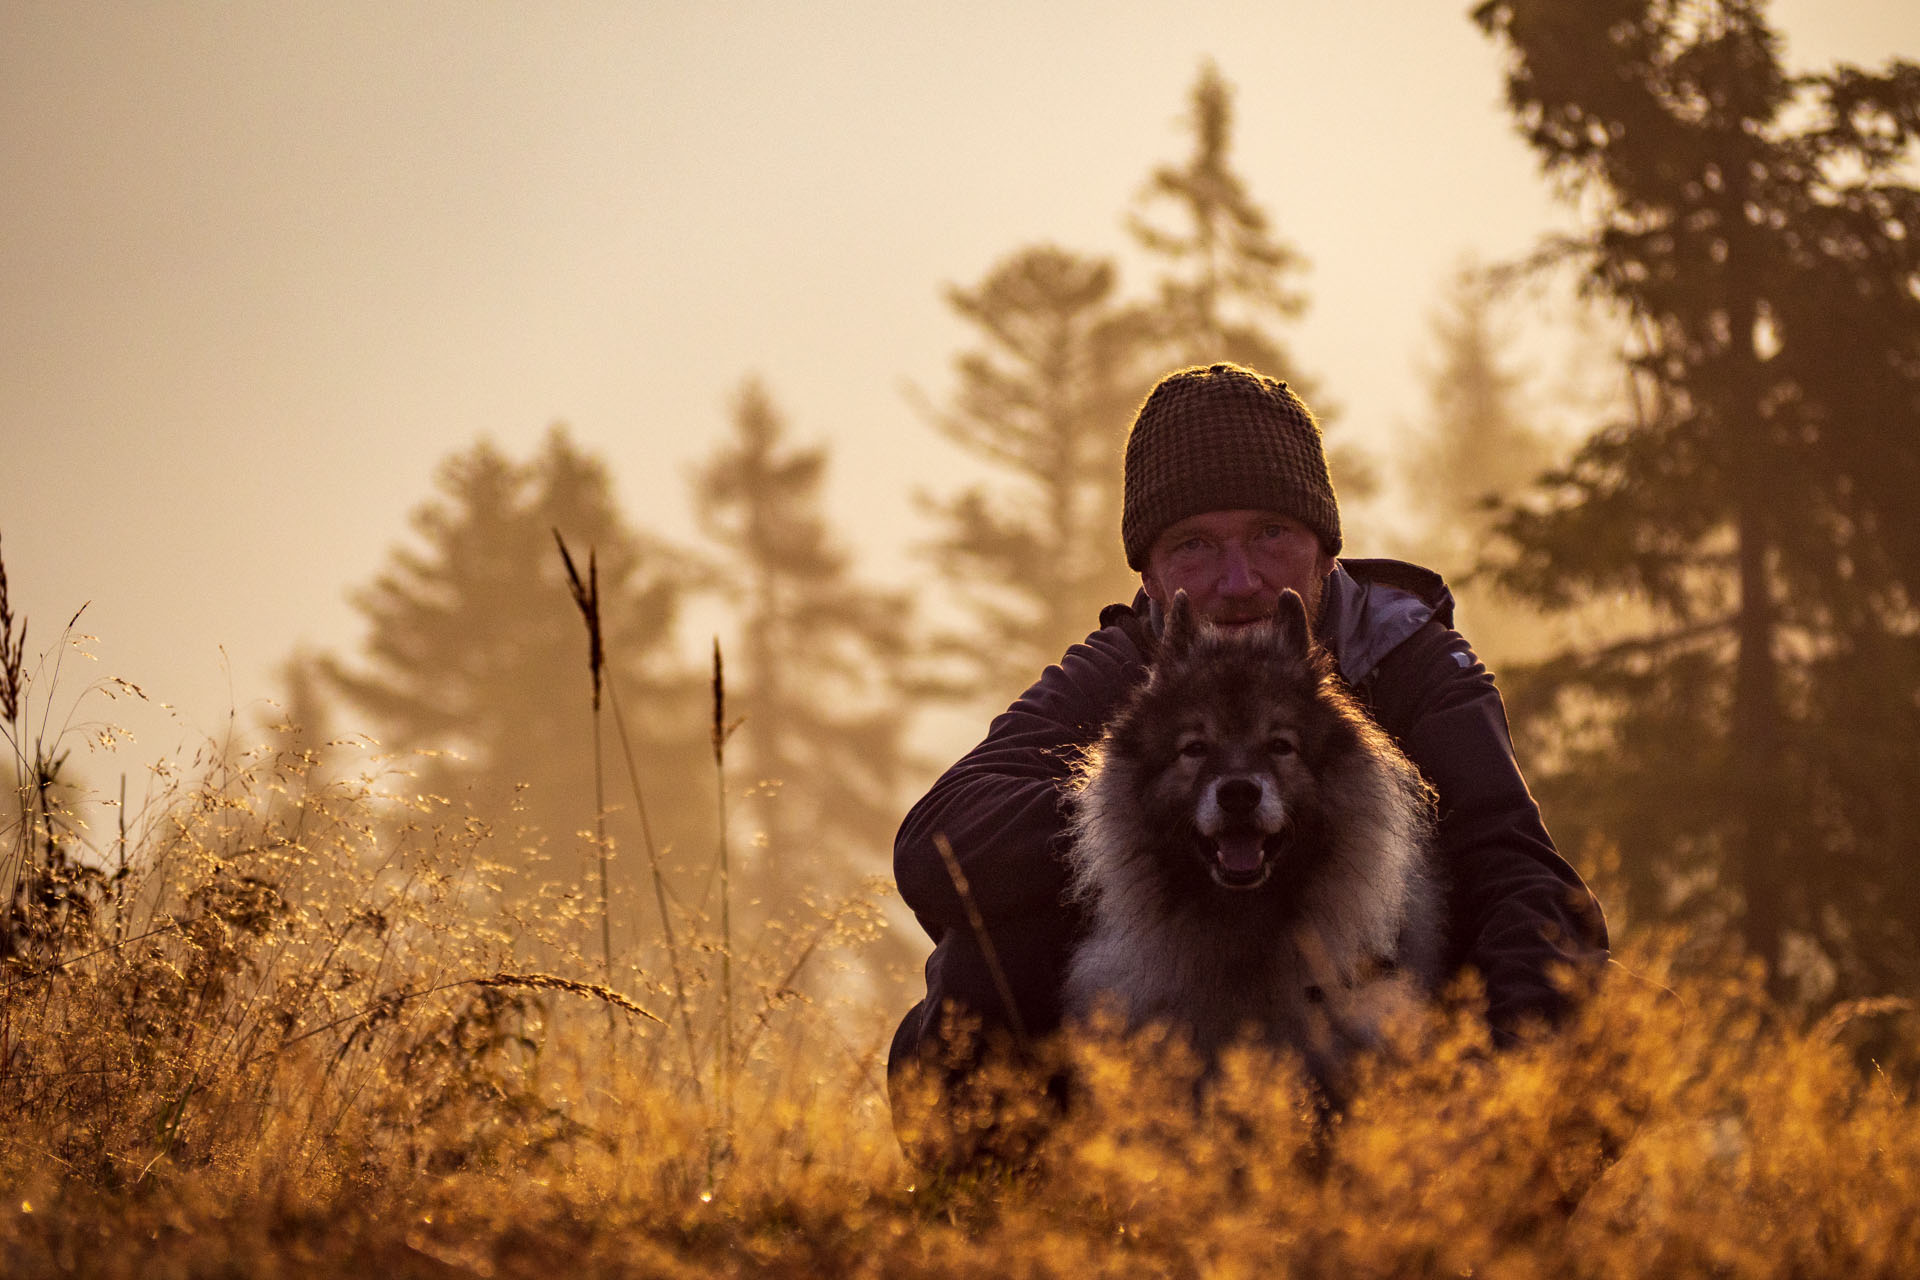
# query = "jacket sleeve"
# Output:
<box><xmin>894</xmin><ymin>622</ymin><xmax>1149</xmax><ymax>938</ymax></box>
<box><xmin>1365</xmin><ymin>619</ymin><xmax>1609</xmax><ymax>1041</ymax></box>
<box><xmin>888</xmin><ymin>622</ymin><xmax>1149</xmax><ymax>1064</ymax></box>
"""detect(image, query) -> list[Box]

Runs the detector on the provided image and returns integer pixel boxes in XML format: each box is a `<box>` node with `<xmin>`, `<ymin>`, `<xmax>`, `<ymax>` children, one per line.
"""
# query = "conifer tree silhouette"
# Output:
<box><xmin>693</xmin><ymin>379</ymin><xmax>915</xmax><ymax>912</ymax></box>
<box><xmin>326</xmin><ymin>427</ymin><xmax>708</xmax><ymax>948</ymax></box>
<box><xmin>1478</xmin><ymin>0</ymin><xmax>1920</xmax><ymax>996</ymax></box>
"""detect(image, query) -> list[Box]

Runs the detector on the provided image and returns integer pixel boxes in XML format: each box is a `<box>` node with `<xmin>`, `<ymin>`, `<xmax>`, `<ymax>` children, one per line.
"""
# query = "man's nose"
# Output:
<box><xmin>1218</xmin><ymin>541</ymin><xmax>1263</xmax><ymax>595</ymax></box>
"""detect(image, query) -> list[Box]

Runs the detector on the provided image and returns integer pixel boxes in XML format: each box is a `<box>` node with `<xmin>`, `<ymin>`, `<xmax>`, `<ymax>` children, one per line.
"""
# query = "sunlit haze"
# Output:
<box><xmin>4</xmin><ymin>1</ymin><xmax>1916</xmax><ymax>770</ymax></box>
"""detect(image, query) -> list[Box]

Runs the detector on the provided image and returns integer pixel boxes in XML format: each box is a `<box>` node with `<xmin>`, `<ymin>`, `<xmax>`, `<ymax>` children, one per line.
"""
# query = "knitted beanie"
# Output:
<box><xmin>1121</xmin><ymin>362</ymin><xmax>1341</xmax><ymax>569</ymax></box>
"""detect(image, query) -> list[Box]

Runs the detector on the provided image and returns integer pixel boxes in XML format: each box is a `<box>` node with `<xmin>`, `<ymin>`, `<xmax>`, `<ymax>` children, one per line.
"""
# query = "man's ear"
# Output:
<box><xmin>1162</xmin><ymin>589</ymin><xmax>1196</xmax><ymax>662</ymax></box>
<box><xmin>1140</xmin><ymin>568</ymin><xmax>1163</xmax><ymax>606</ymax></box>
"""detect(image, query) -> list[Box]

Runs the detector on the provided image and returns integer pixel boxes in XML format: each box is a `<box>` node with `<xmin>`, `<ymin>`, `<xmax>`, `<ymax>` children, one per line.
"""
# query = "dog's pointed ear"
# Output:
<box><xmin>1273</xmin><ymin>588</ymin><xmax>1312</xmax><ymax>658</ymax></box>
<box><xmin>1162</xmin><ymin>590</ymin><xmax>1196</xmax><ymax>661</ymax></box>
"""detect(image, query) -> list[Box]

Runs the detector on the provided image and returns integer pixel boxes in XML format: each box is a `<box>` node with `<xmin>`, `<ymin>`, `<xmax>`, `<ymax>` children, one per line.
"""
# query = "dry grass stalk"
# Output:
<box><xmin>606</xmin><ymin>674</ymin><xmax>701</xmax><ymax>1092</ymax></box>
<box><xmin>710</xmin><ymin>636</ymin><xmax>736</xmax><ymax>1129</ymax></box>
<box><xmin>559</xmin><ymin>528</ymin><xmax>707</xmax><ymax>1084</ymax></box>
<box><xmin>1814</xmin><ymin>994</ymin><xmax>1914</xmax><ymax>1043</ymax></box>
<box><xmin>471</xmin><ymin>970</ymin><xmax>664</xmax><ymax>1023</ymax></box>
<box><xmin>933</xmin><ymin>831</ymin><xmax>1029</xmax><ymax>1051</ymax></box>
<box><xmin>249</xmin><ymin>971</ymin><xmax>666</xmax><ymax>1069</ymax></box>
<box><xmin>553</xmin><ymin>529</ymin><xmax>615</xmax><ymax>1002</ymax></box>
<box><xmin>0</xmin><ymin>533</ymin><xmax>24</xmax><ymax>725</ymax></box>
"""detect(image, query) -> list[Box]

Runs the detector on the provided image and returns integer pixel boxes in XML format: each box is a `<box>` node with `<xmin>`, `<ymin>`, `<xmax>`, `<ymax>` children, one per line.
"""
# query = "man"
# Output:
<box><xmin>889</xmin><ymin>362</ymin><xmax>1607</xmax><ymax>1147</ymax></box>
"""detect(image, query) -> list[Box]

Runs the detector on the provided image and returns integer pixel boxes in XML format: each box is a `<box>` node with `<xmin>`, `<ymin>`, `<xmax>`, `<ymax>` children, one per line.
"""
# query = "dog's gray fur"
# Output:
<box><xmin>1063</xmin><ymin>589</ymin><xmax>1443</xmax><ymax>1079</ymax></box>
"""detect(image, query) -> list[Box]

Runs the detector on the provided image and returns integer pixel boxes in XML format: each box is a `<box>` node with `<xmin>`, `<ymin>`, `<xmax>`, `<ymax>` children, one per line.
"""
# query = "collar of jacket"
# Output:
<box><xmin>1318</xmin><ymin>558</ymin><xmax>1454</xmax><ymax>686</ymax></box>
<box><xmin>1105</xmin><ymin>557</ymin><xmax>1455</xmax><ymax>688</ymax></box>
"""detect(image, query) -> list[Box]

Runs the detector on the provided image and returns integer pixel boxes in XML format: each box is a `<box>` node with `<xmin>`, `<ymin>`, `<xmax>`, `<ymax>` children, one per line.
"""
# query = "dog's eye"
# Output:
<box><xmin>1267</xmin><ymin>738</ymin><xmax>1296</xmax><ymax>757</ymax></box>
<box><xmin>1178</xmin><ymin>738</ymin><xmax>1209</xmax><ymax>758</ymax></box>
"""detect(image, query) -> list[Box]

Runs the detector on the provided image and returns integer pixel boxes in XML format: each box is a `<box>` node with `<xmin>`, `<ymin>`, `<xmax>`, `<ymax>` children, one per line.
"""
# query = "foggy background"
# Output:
<box><xmin>7</xmin><ymin>2</ymin><xmax>1908</xmax><ymax>749</ymax></box>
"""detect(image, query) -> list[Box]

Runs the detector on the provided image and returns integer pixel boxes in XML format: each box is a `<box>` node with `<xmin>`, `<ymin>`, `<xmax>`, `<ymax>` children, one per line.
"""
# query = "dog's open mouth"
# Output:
<box><xmin>1206</xmin><ymin>830</ymin><xmax>1277</xmax><ymax>890</ymax></box>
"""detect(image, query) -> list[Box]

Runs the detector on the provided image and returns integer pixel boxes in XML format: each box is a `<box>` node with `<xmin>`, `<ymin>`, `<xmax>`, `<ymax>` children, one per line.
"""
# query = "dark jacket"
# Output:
<box><xmin>889</xmin><ymin>559</ymin><xmax>1608</xmax><ymax>1084</ymax></box>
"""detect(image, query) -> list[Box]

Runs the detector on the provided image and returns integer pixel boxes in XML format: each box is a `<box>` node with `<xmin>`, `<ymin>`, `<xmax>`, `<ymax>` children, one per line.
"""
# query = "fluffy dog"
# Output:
<box><xmin>1063</xmin><ymin>589</ymin><xmax>1443</xmax><ymax>1086</ymax></box>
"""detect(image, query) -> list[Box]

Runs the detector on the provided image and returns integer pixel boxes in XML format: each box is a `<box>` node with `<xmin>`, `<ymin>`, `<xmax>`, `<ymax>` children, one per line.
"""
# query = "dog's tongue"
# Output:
<box><xmin>1214</xmin><ymin>832</ymin><xmax>1265</xmax><ymax>874</ymax></box>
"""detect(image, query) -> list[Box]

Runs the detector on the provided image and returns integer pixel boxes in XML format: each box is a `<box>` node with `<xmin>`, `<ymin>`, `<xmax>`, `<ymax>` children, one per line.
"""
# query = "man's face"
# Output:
<box><xmin>1140</xmin><ymin>509</ymin><xmax>1332</xmax><ymax>627</ymax></box>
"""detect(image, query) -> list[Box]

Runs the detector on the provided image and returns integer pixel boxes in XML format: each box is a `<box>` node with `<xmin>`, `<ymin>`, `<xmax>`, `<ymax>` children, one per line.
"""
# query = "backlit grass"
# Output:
<box><xmin>2</xmin><ymin>568</ymin><xmax>1915</xmax><ymax>1277</ymax></box>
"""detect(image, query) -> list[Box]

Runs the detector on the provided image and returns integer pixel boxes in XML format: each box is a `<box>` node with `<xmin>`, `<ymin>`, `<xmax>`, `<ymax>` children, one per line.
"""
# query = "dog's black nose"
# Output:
<box><xmin>1216</xmin><ymin>778</ymin><xmax>1262</xmax><ymax>816</ymax></box>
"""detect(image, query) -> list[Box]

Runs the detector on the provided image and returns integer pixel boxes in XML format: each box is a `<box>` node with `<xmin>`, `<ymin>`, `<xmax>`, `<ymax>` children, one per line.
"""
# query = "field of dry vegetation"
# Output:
<box><xmin>4</xmin><ymin>596</ymin><xmax>1918</xmax><ymax>1279</ymax></box>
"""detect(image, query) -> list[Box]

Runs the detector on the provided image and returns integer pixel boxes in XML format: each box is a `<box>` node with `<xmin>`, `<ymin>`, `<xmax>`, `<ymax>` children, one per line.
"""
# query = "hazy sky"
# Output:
<box><xmin>4</xmin><ymin>2</ymin><xmax>1918</xmax><ymax>775</ymax></box>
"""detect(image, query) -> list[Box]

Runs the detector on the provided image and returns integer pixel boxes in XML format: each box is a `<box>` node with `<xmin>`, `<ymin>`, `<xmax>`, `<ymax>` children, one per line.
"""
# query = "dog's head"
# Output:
<box><xmin>1102</xmin><ymin>588</ymin><xmax>1357</xmax><ymax>894</ymax></box>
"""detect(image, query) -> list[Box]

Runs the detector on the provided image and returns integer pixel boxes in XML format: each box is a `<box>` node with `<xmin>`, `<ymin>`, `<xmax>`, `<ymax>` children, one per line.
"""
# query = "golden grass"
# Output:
<box><xmin>6</xmin><ymin>962</ymin><xmax>1918</xmax><ymax>1278</ymax></box>
<box><xmin>3</xmin><ymin>731</ymin><xmax>1915</xmax><ymax>1278</ymax></box>
<box><xmin>1</xmin><ymin>562</ymin><xmax>1915</xmax><ymax>1276</ymax></box>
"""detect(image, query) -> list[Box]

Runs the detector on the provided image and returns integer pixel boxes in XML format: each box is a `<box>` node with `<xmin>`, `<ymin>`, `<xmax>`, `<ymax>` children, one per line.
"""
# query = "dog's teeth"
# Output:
<box><xmin>1215</xmin><ymin>832</ymin><xmax>1265</xmax><ymax>873</ymax></box>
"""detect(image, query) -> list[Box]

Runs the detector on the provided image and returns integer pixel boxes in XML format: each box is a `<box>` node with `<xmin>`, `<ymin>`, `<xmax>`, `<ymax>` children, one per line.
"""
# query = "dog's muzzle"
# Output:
<box><xmin>1199</xmin><ymin>777</ymin><xmax>1283</xmax><ymax>890</ymax></box>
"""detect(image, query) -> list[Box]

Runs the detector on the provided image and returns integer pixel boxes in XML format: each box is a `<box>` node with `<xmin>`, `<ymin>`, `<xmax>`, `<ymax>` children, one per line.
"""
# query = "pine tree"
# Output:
<box><xmin>1393</xmin><ymin>263</ymin><xmax>1565</xmax><ymax>664</ymax></box>
<box><xmin>919</xmin><ymin>245</ymin><xmax>1156</xmax><ymax>703</ymax></box>
<box><xmin>1476</xmin><ymin>0</ymin><xmax>1920</xmax><ymax>994</ymax></box>
<box><xmin>1131</xmin><ymin>62</ymin><xmax>1376</xmax><ymax>498</ymax></box>
<box><xmin>325</xmin><ymin>426</ymin><xmax>708</xmax><ymax>946</ymax></box>
<box><xmin>918</xmin><ymin>66</ymin><xmax>1370</xmax><ymax>708</ymax></box>
<box><xmin>265</xmin><ymin>646</ymin><xmax>351</xmax><ymax>804</ymax></box>
<box><xmin>693</xmin><ymin>379</ymin><xmax>914</xmax><ymax>908</ymax></box>
<box><xmin>1131</xmin><ymin>62</ymin><xmax>1309</xmax><ymax>371</ymax></box>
